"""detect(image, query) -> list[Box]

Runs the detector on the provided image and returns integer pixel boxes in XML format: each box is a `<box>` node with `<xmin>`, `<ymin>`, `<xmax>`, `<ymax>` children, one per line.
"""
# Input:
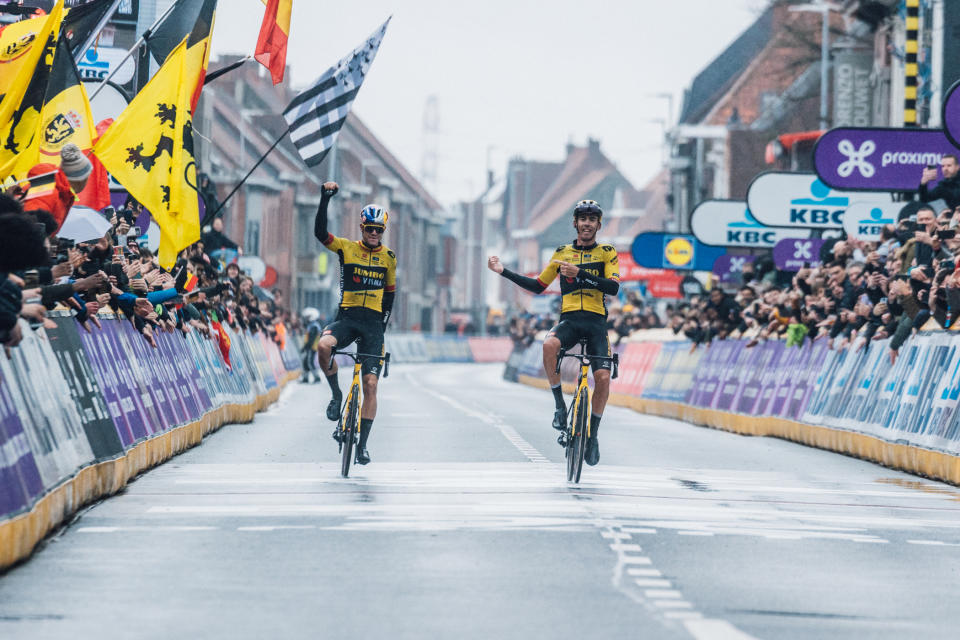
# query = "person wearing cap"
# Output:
<box><xmin>22</xmin><ymin>143</ymin><xmax>92</xmax><ymax>232</ymax></box>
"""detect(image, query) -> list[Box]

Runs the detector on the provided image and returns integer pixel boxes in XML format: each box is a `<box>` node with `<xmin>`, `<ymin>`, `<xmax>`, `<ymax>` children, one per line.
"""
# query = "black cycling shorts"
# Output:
<box><xmin>547</xmin><ymin>311</ymin><xmax>612</xmax><ymax>372</ymax></box>
<box><xmin>323</xmin><ymin>308</ymin><xmax>385</xmax><ymax>377</ymax></box>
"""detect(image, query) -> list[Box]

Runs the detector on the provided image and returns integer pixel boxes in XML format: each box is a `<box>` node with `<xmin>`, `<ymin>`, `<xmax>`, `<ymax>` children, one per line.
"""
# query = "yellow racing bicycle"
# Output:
<box><xmin>329</xmin><ymin>347</ymin><xmax>390</xmax><ymax>478</ymax></box>
<box><xmin>555</xmin><ymin>339</ymin><xmax>618</xmax><ymax>483</ymax></box>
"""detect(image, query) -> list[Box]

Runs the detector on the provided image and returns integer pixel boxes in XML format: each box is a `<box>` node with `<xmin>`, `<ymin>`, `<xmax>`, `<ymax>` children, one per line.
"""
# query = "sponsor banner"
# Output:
<box><xmin>610</xmin><ymin>341</ymin><xmax>662</xmax><ymax>397</ymax></box>
<box><xmin>1</xmin><ymin>322</ymin><xmax>94</xmax><ymax>491</ymax></box>
<box><xmin>617</xmin><ymin>252</ymin><xmax>674</xmax><ymax>282</ymax></box>
<box><xmin>631</xmin><ymin>233</ymin><xmax>726</xmax><ymax>271</ymax></box>
<box><xmin>814</xmin><ymin>128</ymin><xmax>957</xmax><ymax>191</ymax></box>
<box><xmin>943</xmin><ymin>80</ymin><xmax>960</xmax><ymax>148</ymax></box>
<box><xmin>747</xmin><ymin>172</ymin><xmax>890</xmax><ymax>229</ymax></box>
<box><xmin>46</xmin><ymin>315</ymin><xmax>124</xmax><ymax>460</ymax></box>
<box><xmin>77</xmin><ymin>46</ymin><xmax>136</xmax><ymax>84</ymax></box>
<box><xmin>773</xmin><ymin>238</ymin><xmax>826</xmax><ymax>271</ymax></box>
<box><xmin>467</xmin><ymin>337</ymin><xmax>514</xmax><ymax>363</ymax></box>
<box><xmin>842</xmin><ymin>202</ymin><xmax>901</xmax><ymax>241</ymax></box>
<box><xmin>712</xmin><ymin>254</ymin><xmax>756</xmax><ymax>284</ymax></box>
<box><xmin>0</xmin><ymin>362</ymin><xmax>44</xmax><ymax>518</ymax></box>
<box><xmin>690</xmin><ymin>200</ymin><xmax>809</xmax><ymax>248</ymax></box>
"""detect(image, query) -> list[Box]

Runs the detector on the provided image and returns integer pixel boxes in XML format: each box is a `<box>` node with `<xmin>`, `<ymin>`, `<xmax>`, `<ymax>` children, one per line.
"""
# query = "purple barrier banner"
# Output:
<box><xmin>773</xmin><ymin>238</ymin><xmax>825</xmax><ymax>271</ymax></box>
<box><xmin>686</xmin><ymin>340</ymin><xmax>733</xmax><ymax>407</ymax></box>
<box><xmin>0</xmin><ymin>365</ymin><xmax>44</xmax><ymax>517</ymax></box>
<box><xmin>814</xmin><ymin>127</ymin><xmax>957</xmax><ymax>192</ymax></box>
<box><xmin>77</xmin><ymin>321</ymin><xmax>139</xmax><ymax>447</ymax></box>
<box><xmin>712</xmin><ymin>254</ymin><xmax>756</xmax><ymax>284</ymax></box>
<box><xmin>736</xmin><ymin>341</ymin><xmax>783</xmax><ymax>414</ymax></box>
<box><xmin>46</xmin><ymin>315</ymin><xmax>124</xmax><ymax>460</ymax></box>
<box><xmin>713</xmin><ymin>342</ymin><xmax>748</xmax><ymax>411</ymax></box>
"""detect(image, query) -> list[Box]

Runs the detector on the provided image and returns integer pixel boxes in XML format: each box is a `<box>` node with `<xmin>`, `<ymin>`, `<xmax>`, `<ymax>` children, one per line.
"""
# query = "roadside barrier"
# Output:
<box><xmin>383</xmin><ymin>334</ymin><xmax>512</xmax><ymax>365</ymax></box>
<box><xmin>511</xmin><ymin>331</ymin><xmax>960</xmax><ymax>485</ymax></box>
<box><xmin>0</xmin><ymin>311</ymin><xmax>300</xmax><ymax>570</ymax></box>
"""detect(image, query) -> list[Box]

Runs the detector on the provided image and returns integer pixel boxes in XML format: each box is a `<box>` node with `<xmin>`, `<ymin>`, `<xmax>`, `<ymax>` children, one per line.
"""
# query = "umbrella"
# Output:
<box><xmin>57</xmin><ymin>205</ymin><xmax>112</xmax><ymax>242</ymax></box>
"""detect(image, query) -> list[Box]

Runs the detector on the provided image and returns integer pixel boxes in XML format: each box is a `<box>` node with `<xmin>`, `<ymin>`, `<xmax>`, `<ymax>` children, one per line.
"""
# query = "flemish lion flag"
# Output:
<box><xmin>94</xmin><ymin>38</ymin><xmax>199</xmax><ymax>269</ymax></box>
<box><xmin>0</xmin><ymin>1</ymin><xmax>64</xmax><ymax>179</ymax></box>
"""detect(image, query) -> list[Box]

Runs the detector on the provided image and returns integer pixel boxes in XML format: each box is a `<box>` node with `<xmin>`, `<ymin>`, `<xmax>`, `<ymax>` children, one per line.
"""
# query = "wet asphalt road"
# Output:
<box><xmin>2</xmin><ymin>363</ymin><xmax>960</xmax><ymax>639</ymax></box>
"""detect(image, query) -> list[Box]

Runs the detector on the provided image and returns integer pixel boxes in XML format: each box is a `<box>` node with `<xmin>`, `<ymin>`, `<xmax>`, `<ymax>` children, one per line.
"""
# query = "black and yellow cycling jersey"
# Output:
<box><xmin>321</xmin><ymin>233</ymin><xmax>397</xmax><ymax>313</ymax></box>
<box><xmin>535</xmin><ymin>242</ymin><xmax>620</xmax><ymax>316</ymax></box>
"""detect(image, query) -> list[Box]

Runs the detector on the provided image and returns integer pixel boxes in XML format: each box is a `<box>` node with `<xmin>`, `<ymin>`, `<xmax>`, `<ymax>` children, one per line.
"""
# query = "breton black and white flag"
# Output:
<box><xmin>284</xmin><ymin>17</ymin><xmax>390</xmax><ymax>167</ymax></box>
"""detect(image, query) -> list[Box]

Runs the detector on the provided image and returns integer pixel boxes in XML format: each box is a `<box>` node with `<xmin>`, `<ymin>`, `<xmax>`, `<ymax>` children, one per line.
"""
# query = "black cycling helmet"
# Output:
<box><xmin>573</xmin><ymin>199</ymin><xmax>602</xmax><ymax>219</ymax></box>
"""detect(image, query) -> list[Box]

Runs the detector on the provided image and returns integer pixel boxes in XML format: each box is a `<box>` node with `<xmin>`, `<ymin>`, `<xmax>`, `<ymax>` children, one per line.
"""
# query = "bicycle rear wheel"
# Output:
<box><xmin>568</xmin><ymin>389</ymin><xmax>588</xmax><ymax>483</ymax></box>
<box><xmin>340</xmin><ymin>386</ymin><xmax>359</xmax><ymax>478</ymax></box>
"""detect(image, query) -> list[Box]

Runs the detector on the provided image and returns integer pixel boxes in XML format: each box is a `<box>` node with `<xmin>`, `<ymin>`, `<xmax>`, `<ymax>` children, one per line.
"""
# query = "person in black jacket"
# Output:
<box><xmin>202</xmin><ymin>217</ymin><xmax>239</xmax><ymax>258</ymax></box>
<box><xmin>919</xmin><ymin>154</ymin><xmax>960</xmax><ymax>209</ymax></box>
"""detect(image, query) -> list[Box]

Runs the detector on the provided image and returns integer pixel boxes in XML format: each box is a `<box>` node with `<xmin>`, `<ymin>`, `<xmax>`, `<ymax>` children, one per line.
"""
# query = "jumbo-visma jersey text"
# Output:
<box><xmin>322</xmin><ymin>234</ymin><xmax>397</xmax><ymax>313</ymax></box>
<box><xmin>536</xmin><ymin>243</ymin><xmax>619</xmax><ymax>316</ymax></box>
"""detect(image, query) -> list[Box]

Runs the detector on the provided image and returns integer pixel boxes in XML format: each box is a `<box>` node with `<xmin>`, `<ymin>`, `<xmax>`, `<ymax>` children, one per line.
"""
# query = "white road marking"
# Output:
<box><xmin>621</xmin><ymin>527</ymin><xmax>657</xmax><ymax>534</ymax></box>
<box><xmin>645</xmin><ymin>589</ymin><xmax>683</xmax><ymax>599</ymax></box>
<box><xmin>237</xmin><ymin>525</ymin><xmax>317</xmax><ymax>532</ymax></box>
<box><xmin>633</xmin><ymin>579</ymin><xmax>672</xmax><ymax>588</ymax></box>
<box><xmin>620</xmin><ymin>555</ymin><xmax>652</xmax><ymax>565</ymax></box>
<box><xmin>77</xmin><ymin>526</ymin><xmax>218</xmax><ymax>532</ymax></box>
<box><xmin>416</xmin><ymin>381</ymin><xmax>550</xmax><ymax>463</ymax></box>
<box><xmin>665</xmin><ymin>611</ymin><xmax>703</xmax><ymax>620</ymax></box>
<box><xmin>907</xmin><ymin>539</ymin><xmax>953</xmax><ymax>546</ymax></box>
<box><xmin>678</xmin><ymin>531</ymin><xmax>714</xmax><ymax>536</ymax></box>
<box><xmin>653</xmin><ymin>600</ymin><xmax>693</xmax><ymax>609</ymax></box>
<box><xmin>608</xmin><ymin>543</ymin><xmax>643</xmax><ymax>552</ymax></box>
<box><xmin>685</xmin><ymin>619</ymin><xmax>762</xmax><ymax>640</ymax></box>
<box><xmin>627</xmin><ymin>568</ymin><xmax>663</xmax><ymax>577</ymax></box>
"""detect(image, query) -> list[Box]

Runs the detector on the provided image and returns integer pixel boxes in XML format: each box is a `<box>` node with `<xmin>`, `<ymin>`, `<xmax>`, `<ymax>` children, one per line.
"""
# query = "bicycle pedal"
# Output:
<box><xmin>557</xmin><ymin>433</ymin><xmax>567</xmax><ymax>447</ymax></box>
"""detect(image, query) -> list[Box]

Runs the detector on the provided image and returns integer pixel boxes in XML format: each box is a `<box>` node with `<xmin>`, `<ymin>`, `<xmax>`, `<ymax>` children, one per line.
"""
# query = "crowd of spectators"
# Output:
<box><xmin>670</xmin><ymin>202</ymin><xmax>960</xmax><ymax>361</ymax></box>
<box><xmin>0</xmin><ymin>144</ymin><xmax>293</xmax><ymax>355</ymax></box>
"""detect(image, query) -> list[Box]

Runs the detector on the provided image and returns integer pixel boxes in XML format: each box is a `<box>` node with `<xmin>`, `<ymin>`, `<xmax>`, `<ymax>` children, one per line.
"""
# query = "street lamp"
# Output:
<box><xmin>789</xmin><ymin>2</ymin><xmax>842</xmax><ymax>131</ymax></box>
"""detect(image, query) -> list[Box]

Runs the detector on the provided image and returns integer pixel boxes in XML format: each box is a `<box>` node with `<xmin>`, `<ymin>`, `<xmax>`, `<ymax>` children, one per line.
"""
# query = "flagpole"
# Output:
<box><xmin>87</xmin><ymin>0</ymin><xmax>178</xmax><ymax>102</ymax></box>
<box><xmin>211</xmin><ymin>126</ymin><xmax>291</xmax><ymax>219</ymax></box>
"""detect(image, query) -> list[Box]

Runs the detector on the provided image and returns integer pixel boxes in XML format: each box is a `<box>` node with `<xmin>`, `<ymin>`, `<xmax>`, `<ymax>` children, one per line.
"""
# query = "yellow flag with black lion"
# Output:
<box><xmin>94</xmin><ymin>37</ymin><xmax>200</xmax><ymax>269</ymax></box>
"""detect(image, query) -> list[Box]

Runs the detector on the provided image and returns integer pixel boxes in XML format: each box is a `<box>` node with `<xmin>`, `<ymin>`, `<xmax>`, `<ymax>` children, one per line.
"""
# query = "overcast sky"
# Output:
<box><xmin>210</xmin><ymin>0</ymin><xmax>765</xmax><ymax>204</ymax></box>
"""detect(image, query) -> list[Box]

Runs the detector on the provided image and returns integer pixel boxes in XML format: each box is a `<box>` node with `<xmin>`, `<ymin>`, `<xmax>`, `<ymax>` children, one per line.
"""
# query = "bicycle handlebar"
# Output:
<box><xmin>554</xmin><ymin>344</ymin><xmax>619</xmax><ymax>380</ymax></box>
<box><xmin>329</xmin><ymin>349</ymin><xmax>391</xmax><ymax>378</ymax></box>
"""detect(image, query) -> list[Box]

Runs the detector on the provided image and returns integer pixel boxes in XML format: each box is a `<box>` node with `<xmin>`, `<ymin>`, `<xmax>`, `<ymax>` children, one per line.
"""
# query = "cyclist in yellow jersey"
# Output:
<box><xmin>488</xmin><ymin>200</ymin><xmax>619</xmax><ymax>466</ymax></box>
<box><xmin>313</xmin><ymin>181</ymin><xmax>397</xmax><ymax>465</ymax></box>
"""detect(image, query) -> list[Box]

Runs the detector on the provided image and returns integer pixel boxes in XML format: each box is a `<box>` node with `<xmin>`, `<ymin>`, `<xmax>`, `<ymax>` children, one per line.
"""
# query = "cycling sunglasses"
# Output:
<box><xmin>362</xmin><ymin>225</ymin><xmax>385</xmax><ymax>234</ymax></box>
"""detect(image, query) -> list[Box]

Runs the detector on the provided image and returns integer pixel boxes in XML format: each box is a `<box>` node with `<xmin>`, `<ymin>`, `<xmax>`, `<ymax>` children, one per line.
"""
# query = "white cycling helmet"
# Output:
<box><xmin>301</xmin><ymin>307</ymin><xmax>320</xmax><ymax>323</ymax></box>
<box><xmin>360</xmin><ymin>204</ymin><xmax>388</xmax><ymax>226</ymax></box>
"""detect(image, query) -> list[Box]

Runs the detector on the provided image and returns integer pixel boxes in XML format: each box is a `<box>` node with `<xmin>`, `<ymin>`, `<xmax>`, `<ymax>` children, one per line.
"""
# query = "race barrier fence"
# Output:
<box><xmin>0</xmin><ymin>311</ymin><xmax>301</xmax><ymax>570</ymax></box>
<box><xmin>512</xmin><ymin>331</ymin><xmax>960</xmax><ymax>485</ymax></box>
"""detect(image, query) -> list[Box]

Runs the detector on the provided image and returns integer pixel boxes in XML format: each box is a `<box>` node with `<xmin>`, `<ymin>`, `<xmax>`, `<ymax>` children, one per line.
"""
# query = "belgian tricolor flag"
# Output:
<box><xmin>255</xmin><ymin>0</ymin><xmax>291</xmax><ymax>85</ymax></box>
<box><xmin>146</xmin><ymin>0</ymin><xmax>217</xmax><ymax>111</ymax></box>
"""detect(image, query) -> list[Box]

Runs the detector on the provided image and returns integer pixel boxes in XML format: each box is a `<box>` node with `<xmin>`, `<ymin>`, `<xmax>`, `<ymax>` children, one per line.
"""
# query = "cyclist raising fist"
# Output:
<box><xmin>313</xmin><ymin>181</ymin><xmax>397</xmax><ymax>466</ymax></box>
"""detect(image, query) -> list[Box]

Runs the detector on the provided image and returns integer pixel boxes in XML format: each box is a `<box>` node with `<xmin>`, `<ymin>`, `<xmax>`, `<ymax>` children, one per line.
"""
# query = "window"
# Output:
<box><xmin>245</xmin><ymin>189</ymin><xmax>263</xmax><ymax>256</ymax></box>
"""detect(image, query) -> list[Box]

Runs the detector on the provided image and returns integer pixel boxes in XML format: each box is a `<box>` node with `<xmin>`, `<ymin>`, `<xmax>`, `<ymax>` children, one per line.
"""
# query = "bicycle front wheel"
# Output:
<box><xmin>340</xmin><ymin>387</ymin><xmax>360</xmax><ymax>478</ymax></box>
<box><xmin>568</xmin><ymin>389</ymin><xmax>588</xmax><ymax>483</ymax></box>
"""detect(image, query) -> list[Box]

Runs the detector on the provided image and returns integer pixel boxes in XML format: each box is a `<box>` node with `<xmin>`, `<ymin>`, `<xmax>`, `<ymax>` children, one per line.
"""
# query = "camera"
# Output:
<box><xmin>938</xmin><ymin>228</ymin><xmax>956</xmax><ymax>240</ymax></box>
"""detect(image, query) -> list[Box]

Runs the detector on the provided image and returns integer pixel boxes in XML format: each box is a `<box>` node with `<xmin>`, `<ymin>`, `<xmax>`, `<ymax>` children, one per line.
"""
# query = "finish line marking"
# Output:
<box><xmin>600</xmin><ymin>523</ymin><xmax>760</xmax><ymax>640</ymax></box>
